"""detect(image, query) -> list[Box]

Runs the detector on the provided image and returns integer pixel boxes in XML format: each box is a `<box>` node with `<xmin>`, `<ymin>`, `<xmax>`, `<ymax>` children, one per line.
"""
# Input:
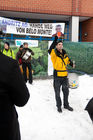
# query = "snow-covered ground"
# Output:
<box><xmin>17</xmin><ymin>74</ymin><xmax>93</xmax><ymax>140</ymax></box>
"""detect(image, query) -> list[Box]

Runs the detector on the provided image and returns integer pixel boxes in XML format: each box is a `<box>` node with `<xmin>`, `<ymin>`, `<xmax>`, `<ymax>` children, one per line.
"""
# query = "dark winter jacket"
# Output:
<box><xmin>0</xmin><ymin>52</ymin><xmax>30</xmax><ymax>140</ymax></box>
<box><xmin>21</xmin><ymin>48</ymin><xmax>34</xmax><ymax>63</ymax></box>
<box><xmin>85</xmin><ymin>97</ymin><xmax>93</xmax><ymax>122</ymax></box>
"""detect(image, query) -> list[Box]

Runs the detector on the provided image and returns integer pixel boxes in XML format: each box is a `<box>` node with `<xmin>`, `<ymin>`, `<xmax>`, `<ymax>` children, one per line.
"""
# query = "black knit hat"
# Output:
<box><xmin>20</xmin><ymin>45</ymin><xmax>23</xmax><ymax>48</ymax></box>
<box><xmin>4</xmin><ymin>42</ymin><xmax>10</xmax><ymax>47</ymax></box>
<box><xmin>56</xmin><ymin>40</ymin><xmax>63</xmax><ymax>45</ymax></box>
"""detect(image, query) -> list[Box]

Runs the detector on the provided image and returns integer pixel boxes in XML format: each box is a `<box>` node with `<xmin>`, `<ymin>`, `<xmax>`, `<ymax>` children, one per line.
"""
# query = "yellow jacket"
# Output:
<box><xmin>2</xmin><ymin>49</ymin><xmax>15</xmax><ymax>59</ymax></box>
<box><xmin>50</xmin><ymin>49</ymin><xmax>73</xmax><ymax>77</ymax></box>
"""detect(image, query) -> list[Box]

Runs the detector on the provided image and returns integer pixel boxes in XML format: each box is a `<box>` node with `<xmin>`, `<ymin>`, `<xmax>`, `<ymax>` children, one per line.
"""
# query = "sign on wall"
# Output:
<box><xmin>15</xmin><ymin>40</ymin><xmax>38</xmax><ymax>47</ymax></box>
<box><xmin>0</xmin><ymin>17</ymin><xmax>65</xmax><ymax>37</ymax></box>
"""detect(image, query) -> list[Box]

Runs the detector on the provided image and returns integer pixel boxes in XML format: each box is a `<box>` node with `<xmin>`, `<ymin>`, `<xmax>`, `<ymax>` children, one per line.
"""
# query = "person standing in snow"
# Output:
<box><xmin>21</xmin><ymin>42</ymin><xmax>34</xmax><ymax>84</ymax></box>
<box><xmin>48</xmin><ymin>36</ymin><xmax>75</xmax><ymax>113</ymax></box>
<box><xmin>2</xmin><ymin>42</ymin><xmax>15</xmax><ymax>59</ymax></box>
<box><xmin>0</xmin><ymin>46</ymin><xmax>30</xmax><ymax>139</ymax></box>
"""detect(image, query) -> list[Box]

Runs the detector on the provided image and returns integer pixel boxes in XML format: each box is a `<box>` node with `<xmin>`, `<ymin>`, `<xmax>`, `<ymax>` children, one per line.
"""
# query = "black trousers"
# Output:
<box><xmin>53</xmin><ymin>76</ymin><xmax>69</xmax><ymax>108</ymax></box>
<box><xmin>22</xmin><ymin>62</ymin><xmax>32</xmax><ymax>83</ymax></box>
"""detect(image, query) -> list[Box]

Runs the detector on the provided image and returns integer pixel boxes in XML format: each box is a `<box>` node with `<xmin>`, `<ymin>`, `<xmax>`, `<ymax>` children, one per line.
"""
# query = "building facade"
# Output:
<box><xmin>0</xmin><ymin>0</ymin><xmax>93</xmax><ymax>42</ymax></box>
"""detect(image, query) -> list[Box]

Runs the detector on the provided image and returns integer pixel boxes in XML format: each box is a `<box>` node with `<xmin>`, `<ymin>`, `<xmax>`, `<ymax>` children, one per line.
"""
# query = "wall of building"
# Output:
<box><xmin>81</xmin><ymin>18</ymin><xmax>93</xmax><ymax>42</ymax></box>
<box><xmin>0</xmin><ymin>0</ymin><xmax>72</xmax><ymax>15</ymax></box>
<box><xmin>0</xmin><ymin>0</ymin><xmax>93</xmax><ymax>17</ymax></box>
<box><xmin>80</xmin><ymin>0</ymin><xmax>93</xmax><ymax>16</ymax></box>
<box><xmin>0</xmin><ymin>0</ymin><xmax>93</xmax><ymax>42</ymax></box>
<box><xmin>72</xmin><ymin>0</ymin><xmax>81</xmax><ymax>15</ymax></box>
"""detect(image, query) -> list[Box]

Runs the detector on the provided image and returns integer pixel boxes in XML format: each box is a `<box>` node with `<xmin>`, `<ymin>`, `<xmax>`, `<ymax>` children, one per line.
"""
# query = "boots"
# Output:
<box><xmin>57</xmin><ymin>106</ymin><xmax>73</xmax><ymax>113</ymax></box>
<box><xmin>57</xmin><ymin>107</ymin><xmax>62</xmax><ymax>113</ymax></box>
<box><xmin>64</xmin><ymin>105</ymin><xmax>73</xmax><ymax>111</ymax></box>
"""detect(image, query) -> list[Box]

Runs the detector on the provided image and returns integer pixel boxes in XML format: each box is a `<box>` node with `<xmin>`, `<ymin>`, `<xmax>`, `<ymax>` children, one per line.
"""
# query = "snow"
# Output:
<box><xmin>17</xmin><ymin>74</ymin><xmax>93</xmax><ymax>140</ymax></box>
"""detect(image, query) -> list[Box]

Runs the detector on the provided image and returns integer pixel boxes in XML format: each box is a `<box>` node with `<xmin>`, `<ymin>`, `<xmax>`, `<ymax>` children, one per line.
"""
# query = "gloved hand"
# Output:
<box><xmin>54</xmin><ymin>36</ymin><xmax>58</xmax><ymax>42</ymax></box>
<box><xmin>48</xmin><ymin>36</ymin><xmax>58</xmax><ymax>54</ymax></box>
